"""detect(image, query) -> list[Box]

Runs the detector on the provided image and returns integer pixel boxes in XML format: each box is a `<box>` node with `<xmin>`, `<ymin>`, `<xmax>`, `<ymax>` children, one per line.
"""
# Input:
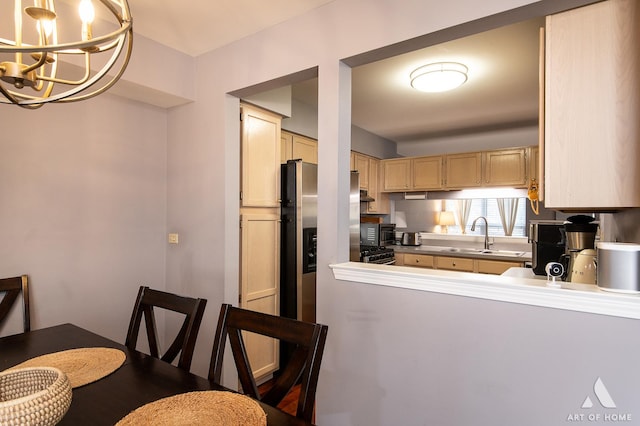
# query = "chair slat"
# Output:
<box><xmin>209</xmin><ymin>303</ymin><xmax>328</xmax><ymax>423</ymax></box>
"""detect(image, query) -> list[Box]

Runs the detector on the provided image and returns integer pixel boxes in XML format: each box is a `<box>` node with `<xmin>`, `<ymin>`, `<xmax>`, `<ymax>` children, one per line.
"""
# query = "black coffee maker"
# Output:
<box><xmin>529</xmin><ymin>220</ymin><xmax>566</xmax><ymax>275</ymax></box>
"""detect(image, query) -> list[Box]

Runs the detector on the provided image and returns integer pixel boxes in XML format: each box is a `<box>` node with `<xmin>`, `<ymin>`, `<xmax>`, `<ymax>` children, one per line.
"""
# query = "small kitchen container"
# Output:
<box><xmin>596</xmin><ymin>242</ymin><xmax>640</xmax><ymax>293</ymax></box>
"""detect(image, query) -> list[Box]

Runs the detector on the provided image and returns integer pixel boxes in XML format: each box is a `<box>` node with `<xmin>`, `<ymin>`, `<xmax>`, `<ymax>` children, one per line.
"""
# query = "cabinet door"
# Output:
<box><xmin>281</xmin><ymin>131</ymin><xmax>293</xmax><ymax>164</ymax></box>
<box><xmin>435</xmin><ymin>256</ymin><xmax>475</xmax><ymax>272</ymax></box>
<box><xmin>382</xmin><ymin>158</ymin><xmax>412</xmax><ymax>191</ymax></box>
<box><xmin>483</xmin><ymin>148</ymin><xmax>527</xmax><ymax>187</ymax></box>
<box><xmin>353</xmin><ymin>153</ymin><xmax>370</xmax><ymax>190</ymax></box>
<box><xmin>240</xmin><ymin>213</ymin><xmax>280</xmax><ymax>379</ymax></box>
<box><xmin>529</xmin><ymin>146</ymin><xmax>539</xmax><ymax>183</ymax></box>
<box><xmin>413</xmin><ymin>156</ymin><xmax>443</xmax><ymax>190</ymax></box>
<box><xmin>545</xmin><ymin>0</ymin><xmax>640</xmax><ymax>209</ymax></box>
<box><xmin>241</xmin><ymin>104</ymin><xmax>282</xmax><ymax>207</ymax></box>
<box><xmin>445</xmin><ymin>152</ymin><xmax>482</xmax><ymax>189</ymax></box>
<box><xmin>476</xmin><ymin>259</ymin><xmax>523</xmax><ymax>275</ymax></box>
<box><xmin>292</xmin><ymin>134</ymin><xmax>318</xmax><ymax>164</ymax></box>
<box><xmin>366</xmin><ymin>157</ymin><xmax>389</xmax><ymax>214</ymax></box>
<box><xmin>403</xmin><ymin>254</ymin><xmax>434</xmax><ymax>268</ymax></box>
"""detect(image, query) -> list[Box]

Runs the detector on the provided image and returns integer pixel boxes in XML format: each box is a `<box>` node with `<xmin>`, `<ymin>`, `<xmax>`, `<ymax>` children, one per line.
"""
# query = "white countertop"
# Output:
<box><xmin>330</xmin><ymin>262</ymin><xmax>640</xmax><ymax>319</ymax></box>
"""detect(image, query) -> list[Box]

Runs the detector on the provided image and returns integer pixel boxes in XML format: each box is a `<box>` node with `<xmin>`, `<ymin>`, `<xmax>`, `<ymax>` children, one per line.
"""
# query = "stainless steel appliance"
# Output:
<box><xmin>561</xmin><ymin>215</ymin><xmax>598</xmax><ymax>282</ymax></box>
<box><xmin>597</xmin><ymin>242</ymin><xmax>640</xmax><ymax>293</ymax></box>
<box><xmin>529</xmin><ymin>220</ymin><xmax>566</xmax><ymax>276</ymax></box>
<box><xmin>281</xmin><ymin>160</ymin><xmax>317</xmax><ymax>324</ymax></box>
<box><xmin>360</xmin><ymin>223</ymin><xmax>396</xmax><ymax>247</ymax></box>
<box><xmin>360</xmin><ymin>246</ymin><xmax>395</xmax><ymax>264</ymax></box>
<box><xmin>401</xmin><ymin>232</ymin><xmax>422</xmax><ymax>246</ymax></box>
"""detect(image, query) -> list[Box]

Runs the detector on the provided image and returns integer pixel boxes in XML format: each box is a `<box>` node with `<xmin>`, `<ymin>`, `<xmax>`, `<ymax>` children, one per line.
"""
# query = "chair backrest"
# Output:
<box><xmin>209</xmin><ymin>304</ymin><xmax>328</xmax><ymax>423</ymax></box>
<box><xmin>125</xmin><ymin>286</ymin><xmax>207</xmax><ymax>371</ymax></box>
<box><xmin>0</xmin><ymin>275</ymin><xmax>30</xmax><ymax>333</ymax></box>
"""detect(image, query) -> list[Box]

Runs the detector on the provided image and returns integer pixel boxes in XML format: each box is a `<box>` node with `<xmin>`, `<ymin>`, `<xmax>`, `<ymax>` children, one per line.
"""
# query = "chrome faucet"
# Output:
<box><xmin>471</xmin><ymin>216</ymin><xmax>491</xmax><ymax>251</ymax></box>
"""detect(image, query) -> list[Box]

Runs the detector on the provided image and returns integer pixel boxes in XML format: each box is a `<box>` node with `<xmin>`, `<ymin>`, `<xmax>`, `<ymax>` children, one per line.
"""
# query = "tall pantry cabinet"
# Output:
<box><xmin>544</xmin><ymin>0</ymin><xmax>640</xmax><ymax>209</ymax></box>
<box><xmin>239</xmin><ymin>103</ymin><xmax>281</xmax><ymax>379</ymax></box>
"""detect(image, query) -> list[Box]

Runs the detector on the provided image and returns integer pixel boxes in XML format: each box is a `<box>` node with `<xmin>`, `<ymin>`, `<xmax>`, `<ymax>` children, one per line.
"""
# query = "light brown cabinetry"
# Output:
<box><xmin>240</xmin><ymin>103</ymin><xmax>281</xmax><ymax>379</ymax></box>
<box><xmin>403</xmin><ymin>253</ymin><xmax>434</xmax><ymax>268</ymax></box>
<box><xmin>445</xmin><ymin>152</ymin><xmax>482</xmax><ymax>189</ymax></box>
<box><xmin>397</xmin><ymin>251</ymin><xmax>523</xmax><ymax>275</ymax></box>
<box><xmin>436</xmin><ymin>256</ymin><xmax>475</xmax><ymax>272</ymax></box>
<box><xmin>476</xmin><ymin>259</ymin><xmax>522</xmax><ymax>275</ymax></box>
<box><xmin>382</xmin><ymin>156</ymin><xmax>443</xmax><ymax>192</ymax></box>
<box><xmin>353</xmin><ymin>151</ymin><xmax>389</xmax><ymax>214</ymax></box>
<box><xmin>413</xmin><ymin>156</ymin><xmax>444</xmax><ymax>190</ymax></box>
<box><xmin>242</xmin><ymin>104</ymin><xmax>282</xmax><ymax>207</ymax></box>
<box><xmin>483</xmin><ymin>148</ymin><xmax>527</xmax><ymax>187</ymax></box>
<box><xmin>544</xmin><ymin>0</ymin><xmax>640</xmax><ymax>209</ymax></box>
<box><xmin>353</xmin><ymin>152</ymin><xmax>370</xmax><ymax>190</ymax></box>
<box><xmin>281</xmin><ymin>130</ymin><xmax>317</xmax><ymax>165</ymax></box>
<box><xmin>382</xmin><ymin>158</ymin><xmax>412</xmax><ymax>191</ymax></box>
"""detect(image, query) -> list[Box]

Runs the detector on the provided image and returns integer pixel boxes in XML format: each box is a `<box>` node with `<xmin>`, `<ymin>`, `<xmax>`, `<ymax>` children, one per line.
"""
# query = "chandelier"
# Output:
<box><xmin>0</xmin><ymin>0</ymin><xmax>133</xmax><ymax>109</ymax></box>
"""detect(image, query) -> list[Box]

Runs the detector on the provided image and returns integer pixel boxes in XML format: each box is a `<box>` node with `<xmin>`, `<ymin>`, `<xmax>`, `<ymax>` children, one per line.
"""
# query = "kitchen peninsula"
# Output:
<box><xmin>330</xmin><ymin>260</ymin><xmax>640</xmax><ymax>320</ymax></box>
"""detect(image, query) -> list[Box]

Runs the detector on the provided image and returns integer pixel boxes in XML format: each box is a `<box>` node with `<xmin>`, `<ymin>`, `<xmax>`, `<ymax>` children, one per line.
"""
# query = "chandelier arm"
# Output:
<box><xmin>12</xmin><ymin>30</ymin><xmax>131</xmax><ymax>105</ymax></box>
<box><xmin>21</xmin><ymin>51</ymin><xmax>50</xmax><ymax>74</ymax></box>
<box><xmin>59</xmin><ymin>31</ymin><xmax>133</xmax><ymax>103</ymax></box>
<box><xmin>37</xmin><ymin>53</ymin><xmax>91</xmax><ymax>85</ymax></box>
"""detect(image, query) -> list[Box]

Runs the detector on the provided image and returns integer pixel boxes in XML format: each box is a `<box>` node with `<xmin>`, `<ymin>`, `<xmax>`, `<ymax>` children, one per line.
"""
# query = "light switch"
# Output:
<box><xmin>168</xmin><ymin>233</ymin><xmax>179</xmax><ymax>244</ymax></box>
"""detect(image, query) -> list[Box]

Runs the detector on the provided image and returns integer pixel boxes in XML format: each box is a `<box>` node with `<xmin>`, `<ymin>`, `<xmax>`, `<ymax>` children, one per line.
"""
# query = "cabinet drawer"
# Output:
<box><xmin>477</xmin><ymin>260</ymin><xmax>522</xmax><ymax>275</ymax></box>
<box><xmin>435</xmin><ymin>256</ymin><xmax>474</xmax><ymax>272</ymax></box>
<box><xmin>403</xmin><ymin>254</ymin><xmax>434</xmax><ymax>268</ymax></box>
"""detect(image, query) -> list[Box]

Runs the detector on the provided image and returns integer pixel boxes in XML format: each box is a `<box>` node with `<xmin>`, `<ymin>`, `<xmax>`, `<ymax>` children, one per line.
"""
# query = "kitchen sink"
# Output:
<box><xmin>440</xmin><ymin>247</ymin><xmax>526</xmax><ymax>257</ymax></box>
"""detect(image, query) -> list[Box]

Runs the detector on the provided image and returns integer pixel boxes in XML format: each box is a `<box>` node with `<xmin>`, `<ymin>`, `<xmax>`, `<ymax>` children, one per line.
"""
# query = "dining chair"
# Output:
<box><xmin>0</xmin><ymin>275</ymin><xmax>30</xmax><ymax>333</ymax></box>
<box><xmin>209</xmin><ymin>303</ymin><xmax>328</xmax><ymax>423</ymax></box>
<box><xmin>125</xmin><ymin>286</ymin><xmax>207</xmax><ymax>371</ymax></box>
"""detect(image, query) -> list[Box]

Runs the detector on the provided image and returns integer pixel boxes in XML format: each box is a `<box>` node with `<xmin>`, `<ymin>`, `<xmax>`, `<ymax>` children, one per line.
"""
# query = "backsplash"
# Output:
<box><xmin>600</xmin><ymin>209</ymin><xmax>640</xmax><ymax>243</ymax></box>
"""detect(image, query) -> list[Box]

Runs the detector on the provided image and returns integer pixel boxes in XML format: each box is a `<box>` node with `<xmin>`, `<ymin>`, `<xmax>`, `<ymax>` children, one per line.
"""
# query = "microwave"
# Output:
<box><xmin>360</xmin><ymin>223</ymin><xmax>396</xmax><ymax>247</ymax></box>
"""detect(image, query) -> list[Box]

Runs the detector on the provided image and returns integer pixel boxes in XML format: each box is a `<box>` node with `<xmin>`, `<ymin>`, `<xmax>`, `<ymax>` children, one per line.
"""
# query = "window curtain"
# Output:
<box><xmin>455</xmin><ymin>199</ymin><xmax>472</xmax><ymax>234</ymax></box>
<box><xmin>497</xmin><ymin>198</ymin><xmax>519</xmax><ymax>236</ymax></box>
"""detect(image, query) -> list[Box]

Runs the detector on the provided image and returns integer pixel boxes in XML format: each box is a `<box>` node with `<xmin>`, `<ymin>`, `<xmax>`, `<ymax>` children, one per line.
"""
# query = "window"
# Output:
<box><xmin>445</xmin><ymin>198</ymin><xmax>526</xmax><ymax>237</ymax></box>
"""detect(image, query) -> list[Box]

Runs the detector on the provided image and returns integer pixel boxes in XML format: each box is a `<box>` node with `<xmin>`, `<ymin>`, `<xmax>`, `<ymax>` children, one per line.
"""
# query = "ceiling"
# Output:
<box><xmin>125</xmin><ymin>0</ymin><xmax>335</xmax><ymax>57</ymax></box>
<box><xmin>108</xmin><ymin>1</ymin><xmax>543</xmax><ymax>145</ymax></box>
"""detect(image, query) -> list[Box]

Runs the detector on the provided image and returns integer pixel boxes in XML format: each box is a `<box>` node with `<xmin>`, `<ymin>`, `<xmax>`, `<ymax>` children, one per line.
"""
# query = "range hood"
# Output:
<box><xmin>360</xmin><ymin>189</ymin><xmax>375</xmax><ymax>202</ymax></box>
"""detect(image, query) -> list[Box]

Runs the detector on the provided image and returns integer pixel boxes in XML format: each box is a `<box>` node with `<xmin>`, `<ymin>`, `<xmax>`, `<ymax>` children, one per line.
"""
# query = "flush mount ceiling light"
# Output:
<box><xmin>410</xmin><ymin>62</ymin><xmax>468</xmax><ymax>93</ymax></box>
<box><xmin>0</xmin><ymin>0</ymin><xmax>133</xmax><ymax>109</ymax></box>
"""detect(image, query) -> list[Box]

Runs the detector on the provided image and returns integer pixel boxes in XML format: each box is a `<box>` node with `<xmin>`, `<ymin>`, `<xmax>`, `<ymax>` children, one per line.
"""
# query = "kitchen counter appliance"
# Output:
<box><xmin>360</xmin><ymin>223</ymin><xmax>396</xmax><ymax>247</ymax></box>
<box><xmin>529</xmin><ymin>220</ymin><xmax>566</xmax><ymax>276</ymax></box>
<box><xmin>561</xmin><ymin>215</ymin><xmax>598</xmax><ymax>282</ymax></box>
<box><xmin>401</xmin><ymin>232</ymin><xmax>422</xmax><ymax>246</ymax></box>
<box><xmin>597</xmin><ymin>242</ymin><xmax>640</xmax><ymax>293</ymax></box>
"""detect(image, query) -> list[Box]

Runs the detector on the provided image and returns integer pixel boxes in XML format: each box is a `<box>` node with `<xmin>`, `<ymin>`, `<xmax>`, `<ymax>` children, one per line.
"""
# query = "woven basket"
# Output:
<box><xmin>0</xmin><ymin>367</ymin><xmax>72</xmax><ymax>426</ymax></box>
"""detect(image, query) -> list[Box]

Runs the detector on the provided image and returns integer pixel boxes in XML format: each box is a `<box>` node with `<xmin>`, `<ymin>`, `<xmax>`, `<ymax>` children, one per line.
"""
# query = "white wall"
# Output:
<box><xmin>0</xmin><ymin>95</ymin><xmax>168</xmax><ymax>341</ymax></box>
<box><xmin>163</xmin><ymin>0</ymin><xmax>638</xmax><ymax>423</ymax></box>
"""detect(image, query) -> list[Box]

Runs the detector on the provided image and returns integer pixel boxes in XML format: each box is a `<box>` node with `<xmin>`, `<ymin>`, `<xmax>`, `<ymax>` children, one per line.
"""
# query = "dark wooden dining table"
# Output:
<box><xmin>0</xmin><ymin>323</ymin><xmax>311</xmax><ymax>426</ymax></box>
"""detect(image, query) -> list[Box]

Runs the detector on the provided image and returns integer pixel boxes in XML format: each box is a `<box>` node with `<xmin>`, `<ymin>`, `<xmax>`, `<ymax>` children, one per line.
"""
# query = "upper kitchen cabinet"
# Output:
<box><xmin>353</xmin><ymin>151</ymin><xmax>389</xmax><ymax>213</ymax></box>
<box><xmin>241</xmin><ymin>103</ymin><xmax>282</xmax><ymax>207</ymax></box>
<box><xmin>282</xmin><ymin>130</ymin><xmax>318</xmax><ymax>164</ymax></box>
<box><xmin>413</xmin><ymin>156</ymin><xmax>444</xmax><ymax>190</ymax></box>
<box><xmin>444</xmin><ymin>152</ymin><xmax>482</xmax><ymax>189</ymax></box>
<box><xmin>544</xmin><ymin>0</ymin><xmax>640</xmax><ymax>209</ymax></box>
<box><xmin>382</xmin><ymin>158</ymin><xmax>411</xmax><ymax>191</ymax></box>
<box><xmin>353</xmin><ymin>152</ymin><xmax>371</xmax><ymax>190</ymax></box>
<box><xmin>483</xmin><ymin>148</ymin><xmax>527</xmax><ymax>187</ymax></box>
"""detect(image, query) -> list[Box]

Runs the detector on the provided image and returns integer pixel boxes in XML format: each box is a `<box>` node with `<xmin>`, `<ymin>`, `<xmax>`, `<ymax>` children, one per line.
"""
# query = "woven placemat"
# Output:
<box><xmin>7</xmin><ymin>347</ymin><xmax>126</xmax><ymax>388</ymax></box>
<box><xmin>116</xmin><ymin>391</ymin><xmax>267</xmax><ymax>426</ymax></box>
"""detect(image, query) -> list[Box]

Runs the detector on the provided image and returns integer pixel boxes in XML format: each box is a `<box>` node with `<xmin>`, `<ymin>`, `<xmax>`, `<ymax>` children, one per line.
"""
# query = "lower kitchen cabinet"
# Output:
<box><xmin>435</xmin><ymin>256</ymin><xmax>475</xmax><ymax>272</ymax></box>
<box><xmin>476</xmin><ymin>259</ymin><xmax>522</xmax><ymax>275</ymax></box>
<box><xmin>396</xmin><ymin>252</ymin><xmax>524</xmax><ymax>275</ymax></box>
<box><xmin>402</xmin><ymin>253</ymin><xmax>434</xmax><ymax>268</ymax></box>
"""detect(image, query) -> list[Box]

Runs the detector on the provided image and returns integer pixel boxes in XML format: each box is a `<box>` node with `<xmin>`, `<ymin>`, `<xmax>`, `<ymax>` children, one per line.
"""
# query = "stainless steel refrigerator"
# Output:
<box><xmin>281</xmin><ymin>161</ymin><xmax>360</xmax><ymax>324</ymax></box>
<box><xmin>281</xmin><ymin>160</ymin><xmax>318</xmax><ymax>324</ymax></box>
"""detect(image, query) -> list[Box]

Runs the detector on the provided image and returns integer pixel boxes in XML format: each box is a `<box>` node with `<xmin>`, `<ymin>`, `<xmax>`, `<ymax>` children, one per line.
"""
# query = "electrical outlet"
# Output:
<box><xmin>168</xmin><ymin>233</ymin><xmax>179</xmax><ymax>244</ymax></box>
